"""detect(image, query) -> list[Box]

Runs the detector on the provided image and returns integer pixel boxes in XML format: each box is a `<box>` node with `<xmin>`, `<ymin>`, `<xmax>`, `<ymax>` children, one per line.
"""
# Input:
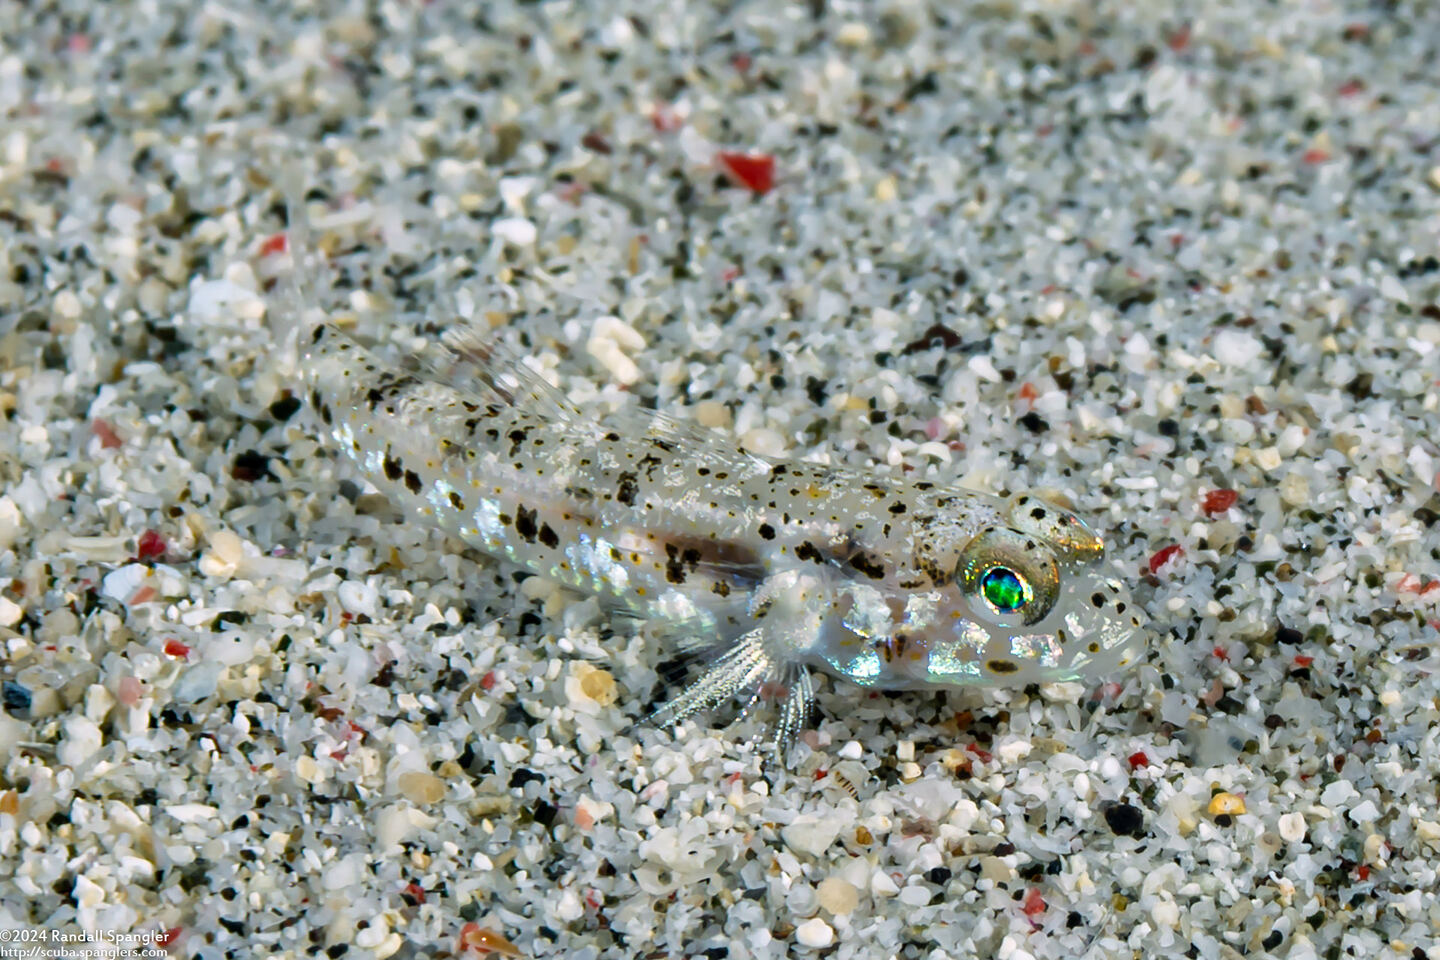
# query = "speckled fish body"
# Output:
<box><xmin>298</xmin><ymin>322</ymin><xmax>1145</xmax><ymax>744</ymax></box>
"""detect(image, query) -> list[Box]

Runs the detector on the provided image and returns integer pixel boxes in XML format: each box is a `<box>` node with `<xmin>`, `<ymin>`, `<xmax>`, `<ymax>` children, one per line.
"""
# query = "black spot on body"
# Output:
<box><xmin>758</xmin><ymin>523</ymin><xmax>776</xmax><ymax>540</ymax></box>
<box><xmin>712</xmin><ymin>580</ymin><xmax>731</xmax><ymax>597</ymax></box>
<box><xmin>664</xmin><ymin>544</ymin><xmax>687</xmax><ymax>584</ymax></box>
<box><xmin>987</xmin><ymin>658</ymin><xmax>1020</xmax><ymax>674</ymax></box>
<box><xmin>847</xmin><ymin>552</ymin><xmax>886</xmax><ymax>580</ymax></box>
<box><xmin>1031</xmin><ymin>507</ymin><xmax>1047</xmax><ymax>520</ymax></box>
<box><xmin>538</xmin><ymin>523</ymin><xmax>559</xmax><ymax>549</ymax></box>
<box><xmin>794</xmin><ymin>541</ymin><xmax>822</xmax><ymax>563</ymax></box>
<box><xmin>616</xmin><ymin>472</ymin><xmax>639</xmax><ymax>506</ymax></box>
<box><xmin>1091</xmin><ymin>593</ymin><xmax>1105</xmax><ymax>607</ymax></box>
<box><xmin>515</xmin><ymin>505</ymin><xmax>538</xmax><ymax>542</ymax></box>
<box><xmin>403</xmin><ymin>469</ymin><xmax>422</xmax><ymax>494</ymax></box>
<box><xmin>383</xmin><ymin>455</ymin><xmax>402</xmax><ymax>481</ymax></box>
<box><xmin>888</xmin><ymin>501</ymin><xmax>907</xmax><ymax>515</ymax></box>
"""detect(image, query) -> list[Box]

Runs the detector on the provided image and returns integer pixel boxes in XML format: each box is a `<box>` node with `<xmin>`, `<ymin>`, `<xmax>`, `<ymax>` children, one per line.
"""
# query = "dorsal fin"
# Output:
<box><xmin>403</xmin><ymin>322</ymin><xmax>583</xmax><ymax>424</ymax></box>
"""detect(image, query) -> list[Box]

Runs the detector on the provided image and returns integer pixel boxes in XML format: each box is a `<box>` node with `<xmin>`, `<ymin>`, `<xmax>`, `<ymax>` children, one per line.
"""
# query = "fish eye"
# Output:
<box><xmin>979</xmin><ymin>565</ymin><xmax>1031</xmax><ymax>613</ymax></box>
<box><xmin>957</xmin><ymin>527</ymin><xmax>1060</xmax><ymax>625</ymax></box>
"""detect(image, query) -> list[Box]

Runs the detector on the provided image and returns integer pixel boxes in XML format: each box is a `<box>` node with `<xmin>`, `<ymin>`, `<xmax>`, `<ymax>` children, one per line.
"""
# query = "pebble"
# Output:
<box><xmin>58</xmin><ymin>715</ymin><xmax>103</xmax><ymax>767</ymax></box>
<box><xmin>1213</xmin><ymin>330</ymin><xmax>1263</xmax><ymax>367</ymax></box>
<box><xmin>0</xmin><ymin>497</ymin><xmax>21</xmax><ymax>549</ymax></box>
<box><xmin>116</xmin><ymin>676</ymin><xmax>143</xmax><ymax>707</ymax></box>
<box><xmin>1208</xmin><ymin>793</ymin><xmax>1247</xmax><ymax>817</ymax></box>
<box><xmin>816</xmin><ymin>876</ymin><xmax>859</xmax><ymax>915</ymax></box>
<box><xmin>337</xmin><ymin>579</ymin><xmax>378</xmax><ymax>617</ymax></box>
<box><xmin>323</xmin><ymin>853</ymin><xmax>363</xmax><ymax>890</ymax></box>
<box><xmin>398</xmin><ymin>771</ymin><xmax>446</xmax><ymax>805</ymax></box>
<box><xmin>694</xmin><ymin>400</ymin><xmax>731</xmax><ymax>429</ymax></box>
<box><xmin>793</xmin><ymin>918</ymin><xmax>834</xmax><ymax>948</ymax></box>
<box><xmin>1279</xmin><ymin>472</ymin><xmax>1310</xmax><ymax>507</ymax></box>
<box><xmin>354</xmin><ymin>916</ymin><xmax>391</xmax><ymax>949</ymax></box>
<box><xmin>1254</xmin><ymin>446</ymin><xmax>1283</xmax><ymax>472</ymax></box>
<box><xmin>1320</xmin><ymin>780</ymin><xmax>1357</xmax><ymax>808</ymax></box>
<box><xmin>3</xmin><ymin>681</ymin><xmax>32</xmax><ymax>712</ymax></box>
<box><xmin>492</xmin><ymin>217</ymin><xmax>537</xmax><ymax>246</ymax></box>
<box><xmin>101</xmin><ymin>564</ymin><xmax>151</xmax><ymax>603</ymax></box>
<box><xmin>73</xmin><ymin>874</ymin><xmax>105</xmax><ymax>909</ymax></box>
<box><xmin>0</xmin><ymin>596</ymin><xmax>21</xmax><ymax>627</ymax></box>
<box><xmin>295</xmin><ymin>755</ymin><xmax>322</xmax><ymax>784</ymax></box>
<box><xmin>170</xmin><ymin>661</ymin><xmax>224</xmax><ymax>703</ymax></box>
<box><xmin>565</xmin><ymin>663</ymin><xmax>618</xmax><ymax>709</ymax></box>
<box><xmin>586</xmin><ymin>315</ymin><xmax>646</xmax><ymax>385</ymax></box>
<box><xmin>53</xmin><ymin>289</ymin><xmax>82</xmax><ymax>321</ymax></box>
<box><xmin>1104</xmin><ymin>803</ymin><xmax>1145</xmax><ymax>837</ymax></box>
<box><xmin>835</xmin><ymin>22</ymin><xmax>870</xmax><ymax>47</ymax></box>
<box><xmin>782</xmin><ymin>815</ymin><xmax>844</xmax><ymax>858</ymax></box>
<box><xmin>198</xmin><ymin>530</ymin><xmax>246</xmax><ymax>579</ymax></box>
<box><xmin>897</xmin><ymin>884</ymin><xmax>931</xmax><ymax>907</ymax></box>
<box><xmin>979</xmin><ymin>856</ymin><xmax>1013</xmax><ymax>882</ymax></box>
<box><xmin>870</xmin><ymin>870</ymin><xmax>899</xmax><ymax>898</ymax></box>
<box><xmin>188</xmin><ymin>276</ymin><xmax>264</xmax><ymax>322</ymax></box>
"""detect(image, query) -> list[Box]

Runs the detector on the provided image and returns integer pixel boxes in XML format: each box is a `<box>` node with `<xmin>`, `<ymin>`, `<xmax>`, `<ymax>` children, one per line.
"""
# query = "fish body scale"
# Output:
<box><xmin>298</xmin><ymin>322</ymin><xmax>1146</xmax><ymax>744</ymax></box>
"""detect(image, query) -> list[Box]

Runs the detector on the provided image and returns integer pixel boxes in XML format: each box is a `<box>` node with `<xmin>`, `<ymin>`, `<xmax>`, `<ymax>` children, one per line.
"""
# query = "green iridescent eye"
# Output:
<box><xmin>957</xmin><ymin>527</ymin><xmax>1060</xmax><ymax>625</ymax></box>
<box><xmin>980</xmin><ymin>566</ymin><xmax>1030</xmax><ymax>612</ymax></box>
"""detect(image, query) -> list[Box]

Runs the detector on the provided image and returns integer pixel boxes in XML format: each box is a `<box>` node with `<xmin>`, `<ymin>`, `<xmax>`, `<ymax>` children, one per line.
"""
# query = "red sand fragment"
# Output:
<box><xmin>137</xmin><ymin>529</ymin><xmax>167</xmax><ymax>560</ymax></box>
<box><xmin>1201</xmin><ymin>489</ymin><xmax>1239</xmax><ymax>515</ymax></box>
<box><xmin>717</xmin><ymin>151</ymin><xmax>776</xmax><ymax>194</ymax></box>
<box><xmin>1148</xmin><ymin>544</ymin><xmax>1183</xmax><ymax>574</ymax></box>
<box><xmin>91</xmin><ymin>419</ymin><xmax>123</xmax><ymax>449</ymax></box>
